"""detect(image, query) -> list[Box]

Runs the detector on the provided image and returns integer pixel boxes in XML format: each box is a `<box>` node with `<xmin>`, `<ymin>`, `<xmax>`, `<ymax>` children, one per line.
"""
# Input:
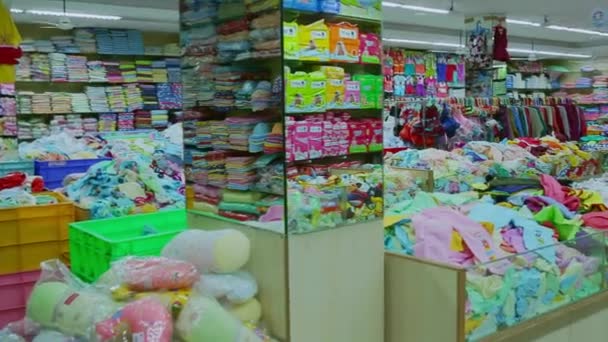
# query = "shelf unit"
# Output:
<box><xmin>13</xmin><ymin>25</ymin><xmax>180</xmax><ymax>140</ymax></box>
<box><xmin>180</xmin><ymin>1</ymin><xmax>384</xmax><ymax>341</ymax></box>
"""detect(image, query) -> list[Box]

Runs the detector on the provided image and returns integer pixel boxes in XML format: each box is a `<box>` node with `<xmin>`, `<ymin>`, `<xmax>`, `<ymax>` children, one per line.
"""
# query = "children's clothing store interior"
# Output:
<box><xmin>1</xmin><ymin>0</ymin><xmax>608</xmax><ymax>341</ymax></box>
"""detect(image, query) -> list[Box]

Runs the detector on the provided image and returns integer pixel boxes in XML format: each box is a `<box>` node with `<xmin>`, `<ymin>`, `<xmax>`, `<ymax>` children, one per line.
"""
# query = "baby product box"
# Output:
<box><xmin>286</xmin><ymin>71</ymin><xmax>309</xmax><ymax>113</ymax></box>
<box><xmin>339</xmin><ymin>0</ymin><xmax>382</xmax><ymax>20</ymax></box>
<box><xmin>344</xmin><ymin>75</ymin><xmax>361</xmax><ymax>109</ymax></box>
<box><xmin>367</xmin><ymin>119</ymin><xmax>383</xmax><ymax>151</ymax></box>
<box><xmin>353</xmin><ymin>74</ymin><xmax>376</xmax><ymax>109</ymax></box>
<box><xmin>319</xmin><ymin>66</ymin><xmax>345</xmax><ymax>109</ymax></box>
<box><xmin>360</xmin><ymin>33</ymin><xmax>381</xmax><ymax>64</ymax></box>
<box><xmin>286</xmin><ymin>116</ymin><xmax>296</xmax><ymax>162</ymax></box>
<box><xmin>329</xmin><ymin>22</ymin><xmax>360</xmax><ymax>62</ymax></box>
<box><xmin>308</xmin><ymin>119</ymin><xmax>324</xmax><ymax>159</ymax></box>
<box><xmin>307</xmin><ymin>71</ymin><xmax>327</xmax><ymax>112</ymax></box>
<box><xmin>283</xmin><ymin>21</ymin><xmax>300</xmax><ymax>60</ymax></box>
<box><xmin>294</xmin><ymin>120</ymin><xmax>310</xmax><ymax>160</ymax></box>
<box><xmin>284</xmin><ymin>0</ymin><xmax>319</xmax><ymax>12</ymax></box>
<box><xmin>299</xmin><ymin>19</ymin><xmax>330</xmax><ymax>61</ymax></box>
<box><xmin>348</xmin><ymin>121</ymin><xmax>370</xmax><ymax>153</ymax></box>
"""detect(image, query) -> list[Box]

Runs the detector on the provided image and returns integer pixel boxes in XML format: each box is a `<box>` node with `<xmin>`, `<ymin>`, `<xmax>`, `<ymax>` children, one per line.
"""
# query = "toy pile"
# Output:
<box><xmin>0</xmin><ymin>229</ymin><xmax>277</xmax><ymax>341</ymax></box>
<box><xmin>287</xmin><ymin>164</ymin><xmax>383</xmax><ymax>232</ymax></box>
<box><xmin>384</xmin><ymin>173</ymin><xmax>608</xmax><ymax>340</ymax></box>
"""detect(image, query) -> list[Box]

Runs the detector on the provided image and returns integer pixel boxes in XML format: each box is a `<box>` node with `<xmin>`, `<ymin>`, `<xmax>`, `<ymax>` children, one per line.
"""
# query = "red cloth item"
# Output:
<box><xmin>539</xmin><ymin>174</ymin><xmax>580</xmax><ymax>211</ymax></box>
<box><xmin>492</xmin><ymin>25</ymin><xmax>510</xmax><ymax>62</ymax></box>
<box><xmin>27</xmin><ymin>176</ymin><xmax>45</xmax><ymax>193</ymax></box>
<box><xmin>0</xmin><ymin>172</ymin><xmax>27</xmax><ymax>191</ymax></box>
<box><xmin>0</xmin><ymin>46</ymin><xmax>23</xmax><ymax>65</ymax></box>
<box><xmin>582</xmin><ymin>212</ymin><xmax>608</xmax><ymax>230</ymax></box>
<box><xmin>219</xmin><ymin>210</ymin><xmax>257</xmax><ymax>221</ymax></box>
<box><xmin>446</xmin><ymin>64</ymin><xmax>456</xmax><ymax>82</ymax></box>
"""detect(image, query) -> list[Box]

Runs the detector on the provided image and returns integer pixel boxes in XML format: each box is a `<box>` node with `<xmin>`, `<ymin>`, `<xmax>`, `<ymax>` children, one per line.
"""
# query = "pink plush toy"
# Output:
<box><xmin>96</xmin><ymin>298</ymin><xmax>173</xmax><ymax>342</ymax></box>
<box><xmin>113</xmin><ymin>256</ymin><xmax>199</xmax><ymax>291</ymax></box>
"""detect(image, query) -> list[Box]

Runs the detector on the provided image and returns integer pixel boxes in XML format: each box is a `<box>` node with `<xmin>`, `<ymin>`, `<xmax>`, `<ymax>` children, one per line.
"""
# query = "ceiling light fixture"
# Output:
<box><xmin>382</xmin><ymin>1</ymin><xmax>450</xmax><ymax>14</ymax></box>
<box><xmin>26</xmin><ymin>10</ymin><xmax>122</xmax><ymax>20</ymax></box>
<box><xmin>508</xmin><ymin>48</ymin><xmax>591</xmax><ymax>58</ymax></box>
<box><xmin>383</xmin><ymin>38</ymin><xmax>462</xmax><ymax>48</ymax></box>
<box><xmin>546</xmin><ymin>25</ymin><xmax>608</xmax><ymax>37</ymax></box>
<box><xmin>9</xmin><ymin>8</ymin><xmax>25</xmax><ymax>14</ymax></box>
<box><xmin>506</xmin><ymin>19</ymin><xmax>541</xmax><ymax>27</ymax></box>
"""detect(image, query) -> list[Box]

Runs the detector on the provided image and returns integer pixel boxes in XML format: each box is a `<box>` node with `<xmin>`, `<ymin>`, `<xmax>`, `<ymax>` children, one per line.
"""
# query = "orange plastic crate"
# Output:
<box><xmin>0</xmin><ymin>192</ymin><xmax>74</xmax><ymax>275</ymax></box>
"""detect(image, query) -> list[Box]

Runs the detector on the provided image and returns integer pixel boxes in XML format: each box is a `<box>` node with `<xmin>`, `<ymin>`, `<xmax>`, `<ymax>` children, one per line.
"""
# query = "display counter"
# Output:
<box><xmin>385</xmin><ymin>231</ymin><xmax>608</xmax><ymax>342</ymax></box>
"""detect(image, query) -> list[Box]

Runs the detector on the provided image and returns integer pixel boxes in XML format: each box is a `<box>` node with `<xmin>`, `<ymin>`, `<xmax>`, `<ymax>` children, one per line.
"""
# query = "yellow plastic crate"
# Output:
<box><xmin>186</xmin><ymin>185</ymin><xmax>194</xmax><ymax>209</ymax></box>
<box><xmin>0</xmin><ymin>192</ymin><xmax>74</xmax><ymax>275</ymax></box>
<box><xmin>75</xmin><ymin>205</ymin><xmax>90</xmax><ymax>222</ymax></box>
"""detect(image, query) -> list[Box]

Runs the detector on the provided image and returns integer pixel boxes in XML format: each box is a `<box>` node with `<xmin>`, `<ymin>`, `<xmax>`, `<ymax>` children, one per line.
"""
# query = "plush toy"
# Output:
<box><xmin>110</xmin><ymin>287</ymin><xmax>192</xmax><ymax>319</ymax></box>
<box><xmin>195</xmin><ymin>271</ymin><xmax>258</xmax><ymax>304</ymax></box>
<box><xmin>27</xmin><ymin>282</ymin><xmax>119</xmax><ymax>338</ymax></box>
<box><xmin>226</xmin><ymin>298</ymin><xmax>263</xmax><ymax>324</ymax></box>
<box><xmin>176</xmin><ymin>295</ymin><xmax>262</xmax><ymax>342</ymax></box>
<box><xmin>106</xmin><ymin>256</ymin><xmax>199</xmax><ymax>291</ymax></box>
<box><xmin>95</xmin><ymin>298</ymin><xmax>173</xmax><ymax>342</ymax></box>
<box><xmin>162</xmin><ymin>229</ymin><xmax>251</xmax><ymax>274</ymax></box>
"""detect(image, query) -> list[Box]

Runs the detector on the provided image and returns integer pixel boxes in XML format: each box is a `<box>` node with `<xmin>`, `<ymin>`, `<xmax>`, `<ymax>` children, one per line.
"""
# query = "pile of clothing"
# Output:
<box><xmin>388</xmin><ymin>136</ymin><xmax>601</xmax><ymax>194</ymax></box>
<box><xmin>384</xmin><ymin>173</ymin><xmax>608</xmax><ymax>340</ymax></box>
<box><xmin>387</xmin><ymin>148</ymin><xmax>489</xmax><ymax>193</ymax></box>
<box><xmin>0</xmin><ymin>172</ymin><xmax>48</xmax><ymax>208</ymax></box>
<box><xmin>64</xmin><ymin>157</ymin><xmax>184</xmax><ymax>219</ymax></box>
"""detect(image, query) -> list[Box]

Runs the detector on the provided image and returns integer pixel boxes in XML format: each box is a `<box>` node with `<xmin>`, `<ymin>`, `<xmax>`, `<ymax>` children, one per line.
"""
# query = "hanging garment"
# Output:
<box><xmin>0</xmin><ymin>2</ymin><xmax>22</xmax><ymax>83</ymax></box>
<box><xmin>492</xmin><ymin>24</ymin><xmax>510</xmax><ymax>62</ymax></box>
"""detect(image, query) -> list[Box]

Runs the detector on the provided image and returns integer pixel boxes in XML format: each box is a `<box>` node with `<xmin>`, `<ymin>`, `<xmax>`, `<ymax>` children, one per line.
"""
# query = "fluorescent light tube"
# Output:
<box><xmin>10</xmin><ymin>8</ymin><xmax>24</xmax><ymax>13</ymax></box>
<box><xmin>383</xmin><ymin>38</ymin><xmax>463</xmax><ymax>48</ymax></box>
<box><xmin>508</xmin><ymin>48</ymin><xmax>591</xmax><ymax>58</ymax></box>
<box><xmin>506</xmin><ymin>19</ymin><xmax>541</xmax><ymax>27</ymax></box>
<box><xmin>546</xmin><ymin>25</ymin><xmax>608</xmax><ymax>37</ymax></box>
<box><xmin>26</xmin><ymin>10</ymin><xmax>122</xmax><ymax>20</ymax></box>
<box><xmin>382</xmin><ymin>1</ymin><xmax>450</xmax><ymax>14</ymax></box>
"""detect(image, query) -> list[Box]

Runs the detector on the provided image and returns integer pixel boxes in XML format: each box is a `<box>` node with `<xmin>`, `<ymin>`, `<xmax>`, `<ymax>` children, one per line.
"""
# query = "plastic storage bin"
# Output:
<box><xmin>0</xmin><ymin>192</ymin><xmax>73</xmax><ymax>275</ymax></box>
<box><xmin>34</xmin><ymin>158</ymin><xmax>111</xmax><ymax>189</ymax></box>
<box><xmin>0</xmin><ymin>160</ymin><xmax>34</xmax><ymax>177</ymax></box>
<box><xmin>0</xmin><ymin>270</ymin><xmax>39</xmax><ymax>327</ymax></box>
<box><xmin>69</xmin><ymin>210</ymin><xmax>188</xmax><ymax>282</ymax></box>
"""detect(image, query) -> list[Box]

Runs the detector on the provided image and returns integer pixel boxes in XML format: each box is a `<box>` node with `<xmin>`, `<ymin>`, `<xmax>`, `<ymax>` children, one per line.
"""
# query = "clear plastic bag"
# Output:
<box><xmin>175</xmin><ymin>292</ymin><xmax>263</xmax><ymax>342</ymax></box>
<box><xmin>195</xmin><ymin>271</ymin><xmax>258</xmax><ymax>304</ymax></box>
<box><xmin>97</xmin><ymin>256</ymin><xmax>199</xmax><ymax>292</ymax></box>
<box><xmin>26</xmin><ymin>260</ymin><xmax>119</xmax><ymax>339</ymax></box>
<box><xmin>95</xmin><ymin>297</ymin><xmax>173</xmax><ymax>342</ymax></box>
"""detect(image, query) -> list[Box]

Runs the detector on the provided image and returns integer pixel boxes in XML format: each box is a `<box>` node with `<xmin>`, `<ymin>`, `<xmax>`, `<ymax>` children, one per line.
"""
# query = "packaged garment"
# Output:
<box><xmin>298</xmin><ymin>19</ymin><xmax>330</xmax><ymax>61</ymax></box>
<box><xmin>307</xmin><ymin>71</ymin><xmax>327</xmax><ymax>112</ymax></box>
<box><xmin>285</xmin><ymin>71</ymin><xmax>309</xmax><ymax>113</ymax></box>
<box><xmin>283</xmin><ymin>21</ymin><xmax>299</xmax><ymax>60</ymax></box>
<box><xmin>359</xmin><ymin>33</ymin><xmax>381</xmax><ymax>64</ymax></box>
<box><xmin>328</xmin><ymin>22</ymin><xmax>359</xmax><ymax>62</ymax></box>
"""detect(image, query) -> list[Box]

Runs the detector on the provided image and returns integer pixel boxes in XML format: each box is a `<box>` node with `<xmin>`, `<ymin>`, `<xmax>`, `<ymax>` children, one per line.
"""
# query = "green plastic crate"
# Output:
<box><xmin>69</xmin><ymin>210</ymin><xmax>187</xmax><ymax>282</ymax></box>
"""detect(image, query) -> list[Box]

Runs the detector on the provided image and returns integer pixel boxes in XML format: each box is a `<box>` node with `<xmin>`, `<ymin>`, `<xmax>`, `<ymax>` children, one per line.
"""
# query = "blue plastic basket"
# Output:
<box><xmin>35</xmin><ymin>158</ymin><xmax>111</xmax><ymax>189</ymax></box>
<box><xmin>0</xmin><ymin>160</ymin><xmax>35</xmax><ymax>177</ymax></box>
